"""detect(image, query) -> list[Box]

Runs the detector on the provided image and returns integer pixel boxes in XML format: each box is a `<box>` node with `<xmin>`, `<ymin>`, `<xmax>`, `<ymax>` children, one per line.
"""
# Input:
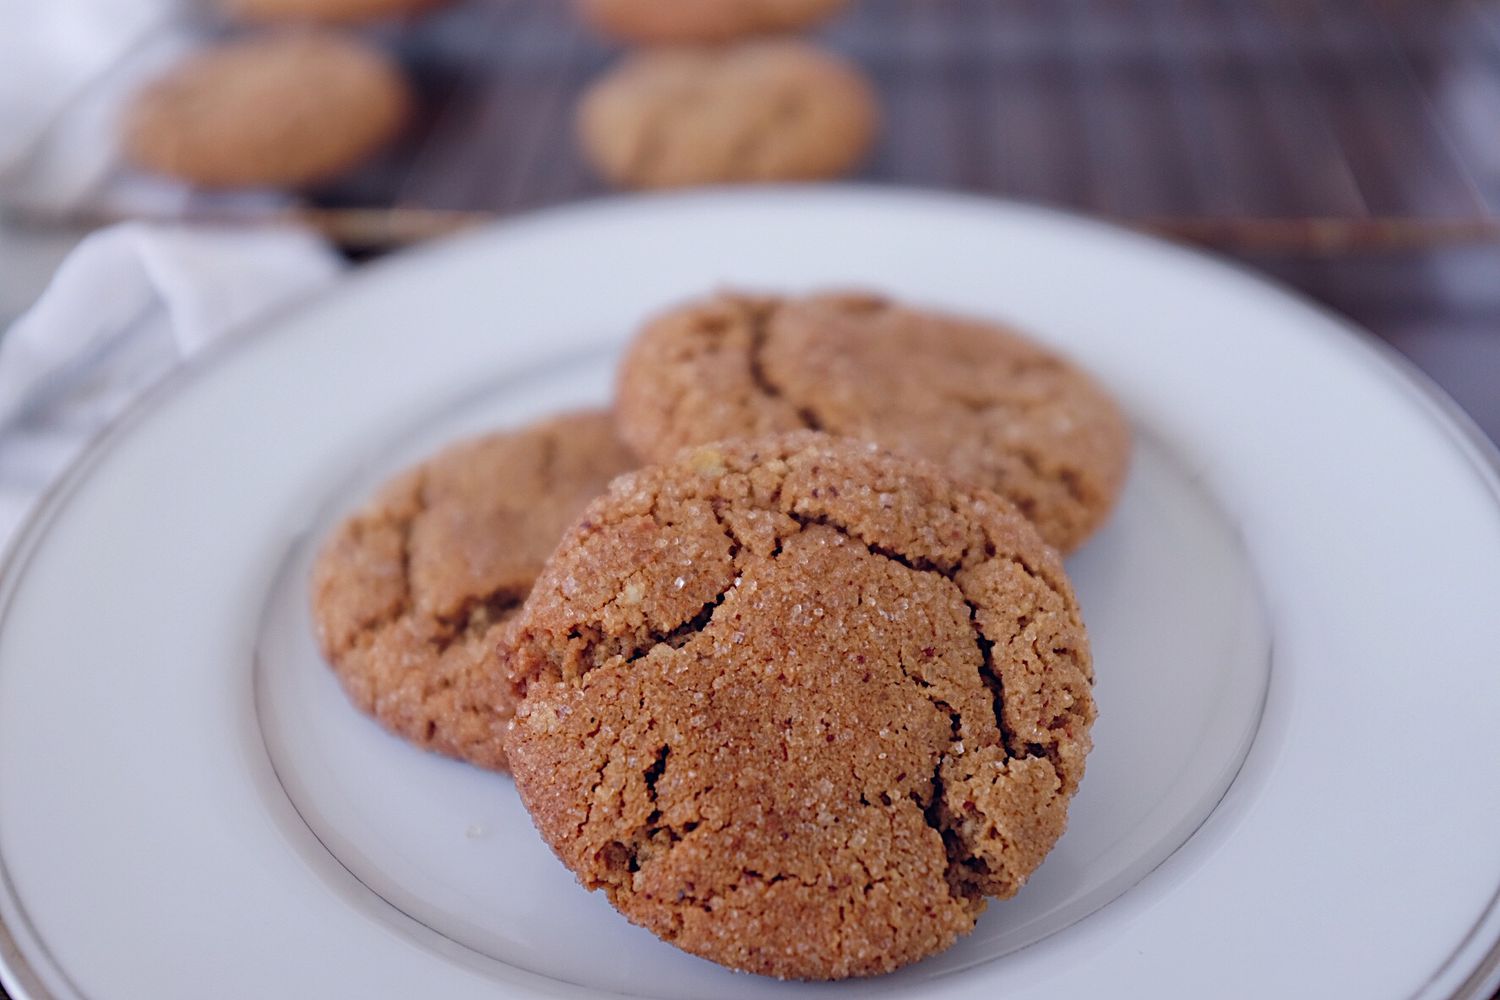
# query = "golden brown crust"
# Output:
<box><xmin>577</xmin><ymin>0</ymin><xmax>848</xmax><ymax>45</ymax></box>
<box><xmin>505</xmin><ymin>433</ymin><xmax>1094</xmax><ymax>978</ymax></box>
<box><xmin>221</xmin><ymin>0</ymin><xmax>447</xmax><ymax>23</ymax></box>
<box><xmin>577</xmin><ymin>41</ymin><xmax>878</xmax><ymax>190</ymax></box>
<box><xmin>122</xmin><ymin>31</ymin><xmax>411</xmax><ymax>188</ymax></box>
<box><xmin>310</xmin><ymin>411</ymin><xmax>635</xmax><ymax>771</ymax></box>
<box><xmin>614</xmin><ymin>291</ymin><xmax>1131</xmax><ymax>552</ymax></box>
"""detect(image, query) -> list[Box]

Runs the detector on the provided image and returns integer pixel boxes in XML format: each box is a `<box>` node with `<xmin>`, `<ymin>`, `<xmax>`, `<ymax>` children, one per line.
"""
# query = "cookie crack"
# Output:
<box><xmin>966</xmin><ymin>602</ymin><xmax>1018</xmax><ymax>759</ymax></box>
<box><xmin>343</xmin><ymin>468</ymin><xmax>430</xmax><ymax>654</ymax></box>
<box><xmin>639</xmin><ymin>745</ymin><xmax>671</xmax><ymax>845</ymax></box>
<box><xmin>784</xmin><ymin>511</ymin><xmax>958</xmax><ymax>577</ymax></box>
<box><xmin>928</xmin><ymin>369</ymin><xmax>1094</xmax><ymax>518</ymax></box>
<box><xmin>743</xmin><ymin>300</ymin><xmax>824</xmax><ymax>431</ymax></box>
<box><xmin>429</xmin><ymin>587</ymin><xmax>528</xmax><ymax>654</ymax></box>
<box><xmin>623</xmin><ymin>524</ymin><xmax>743</xmax><ymax>666</ymax></box>
<box><xmin>1007</xmin><ymin>444</ymin><xmax>1086</xmax><ymax>508</ymax></box>
<box><xmin>632</xmin><ymin>598</ymin><xmax>720</xmax><ymax>661</ymax></box>
<box><xmin>563</xmin><ymin>575</ymin><xmax>736</xmax><ymax>675</ymax></box>
<box><xmin>600</xmin><ymin>744</ymin><xmax>731</xmax><ymax>901</ymax></box>
<box><xmin>400</xmin><ymin>470</ymin><xmax>427</xmax><ymax>617</ymax></box>
<box><xmin>778</xmin><ymin>511</ymin><xmax>1054</xmax><ymax>906</ymax></box>
<box><xmin>774</xmin><ymin>511</ymin><xmax>1054</xmax><ymax>770</ymax></box>
<box><xmin>576</xmin><ymin>711</ymin><xmax>623</xmax><ymax>845</ymax></box>
<box><xmin>548</xmin><ymin>501</ymin><xmax>745</xmax><ymax>678</ymax></box>
<box><xmin>708</xmin><ymin>501</ymin><xmax>759</xmax><ymax>564</ymax></box>
<box><xmin>914</xmin><ymin>707</ymin><xmax>990</xmax><ymax>907</ymax></box>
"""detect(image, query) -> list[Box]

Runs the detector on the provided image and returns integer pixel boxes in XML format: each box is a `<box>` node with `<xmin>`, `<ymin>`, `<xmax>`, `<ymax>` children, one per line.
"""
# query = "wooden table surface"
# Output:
<box><xmin>309</xmin><ymin>0</ymin><xmax>1500</xmax><ymax>447</ymax></box>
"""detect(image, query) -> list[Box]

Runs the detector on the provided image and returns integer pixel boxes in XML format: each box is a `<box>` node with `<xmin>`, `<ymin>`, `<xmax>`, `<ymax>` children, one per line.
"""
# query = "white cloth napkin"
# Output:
<box><xmin>0</xmin><ymin>222</ymin><xmax>344</xmax><ymax>550</ymax></box>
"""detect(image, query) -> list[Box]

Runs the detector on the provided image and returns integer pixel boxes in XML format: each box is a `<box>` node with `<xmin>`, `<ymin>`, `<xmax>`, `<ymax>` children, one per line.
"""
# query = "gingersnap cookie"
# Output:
<box><xmin>222</xmin><ymin>0</ymin><xmax>445</xmax><ymax>23</ymax></box>
<box><xmin>123</xmin><ymin>31</ymin><xmax>411</xmax><ymax>188</ymax></box>
<box><xmin>577</xmin><ymin>40</ymin><xmax>878</xmax><ymax>190</ymax></box>
<box><xmin>615</xmin><ymin>292</ymin><xmax>1129</xmax><ymax>553</ymax></box>
<box><xmin>310</xmin><ymin>410</ymin><xmax>634</xmax><ymax>771</ymax></box>
<box><xmin>578</xmin><ymin>0</ymin><xmax>848</xmax><ymax>45</ymax></box>
<box><xmin>505</xmin><ymin>432</ymin><xmax>1095</xmax><ymax>979</ymax></box>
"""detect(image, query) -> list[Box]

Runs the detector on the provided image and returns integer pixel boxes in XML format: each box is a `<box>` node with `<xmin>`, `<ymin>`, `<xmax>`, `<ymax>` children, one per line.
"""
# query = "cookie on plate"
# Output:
<box><xmin>311</xmin><ymin>411</ymin><xmax>634</xmax><ymax>771</ymax></box>
<box><xmin>577</xmin><ymin>40</ymin><xmax>878</xmax><ymax>189</ymax></box>
<box><xmin>221</xmin><ymin>0</ymin><xmax>446</xmax><ymax>23</ymax></box>
<box><xmin>123</xmin><ymin>31</ymin><xmax>411</xmax><ymax>188</ymax></box>
<box><xmin>505</xmin><ymin>432</ymin><xmax>1095</xmax><ymax>979</ymax></box>
<box><xmin>577</xmin><ymin>0</ymin><xmax>848</xmax><ymax>45</ymax></box>
<box><xmin>615</xmin><ymin>292</ymin><xmax>1129</xmax><ymax>552</ymax></box>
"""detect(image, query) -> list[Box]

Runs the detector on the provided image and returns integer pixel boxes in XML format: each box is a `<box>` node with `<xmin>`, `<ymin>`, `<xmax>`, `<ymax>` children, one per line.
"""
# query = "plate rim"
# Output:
<box><xmin>2</xmin><ymin>185</ymin><xmax>1499</xmax><ymax>1000</ymax></box>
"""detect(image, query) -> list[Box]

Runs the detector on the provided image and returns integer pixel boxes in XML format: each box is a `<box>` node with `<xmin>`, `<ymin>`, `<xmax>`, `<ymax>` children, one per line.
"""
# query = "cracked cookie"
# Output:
<box><xmin>577</xmin><ymin>40</ymin><xmax>878</xmax><ymax>190</ymax></box>
<box><xmin>577</xmin><ymin>0</ymin><xmax>848</xmax><ymax>45</ymax></box>
<box><xmin>615</xmin><ymin>291</ymin><xmax>1130</xmax><ymax>553</ymax></box>
<box><xmin>123</xmin><ymin>31</ymin><xmax>411</xmax><ymax>188</ymax></box>
<box><xmin>505</xmin><ymin>432</ymin><xmax>1095</xmax><ymax>979</ymax></box>
<box><xmin>310</xmin><ymin>410</ymin><xmax>635</xmax><ymax>771</ymax></box>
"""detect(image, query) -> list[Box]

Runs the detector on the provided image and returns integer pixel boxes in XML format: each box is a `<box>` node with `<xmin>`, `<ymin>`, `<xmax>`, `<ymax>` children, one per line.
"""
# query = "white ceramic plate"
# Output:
<box><xmin>1</xmin><ymin>189</ymin><xmax>1498</xmax><ymax>1000</ymax></box>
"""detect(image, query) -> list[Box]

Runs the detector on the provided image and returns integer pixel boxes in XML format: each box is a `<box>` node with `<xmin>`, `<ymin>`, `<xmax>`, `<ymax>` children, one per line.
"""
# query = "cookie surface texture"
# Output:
<box><xmin>311</xmin><ymin>411</ymin><xmax>635</xmax><ymax>771</ymax></box>
<box><xmin>578</xmin><ymin>0</ymin><xmax>848</xmax><ymax>44</ymax></box>
<box><xmin>505</xmin><ymin>433</ymin><xmax>1095</xmax><ymax>979</ymax></box>
<box><xmin>123</xmin><ymin>31</ymin><xmax>411</xmax><ymax>188</ymax></box>
<box><xmin>577</xmin><ymin>40</ymin><xmax>877</xmax><ymax>189</ymax></box>
<box><xmin>615</xmin><ymin>292</ymin><xmax>1130</xmax><ymax>552</ymax></box>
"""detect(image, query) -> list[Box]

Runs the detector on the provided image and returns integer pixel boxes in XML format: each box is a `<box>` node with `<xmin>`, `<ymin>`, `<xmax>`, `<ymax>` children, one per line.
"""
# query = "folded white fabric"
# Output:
<box><xmin>0</xmin><ymin>222</ymin><xmax>344</xmax><ymax>549</ymax></box>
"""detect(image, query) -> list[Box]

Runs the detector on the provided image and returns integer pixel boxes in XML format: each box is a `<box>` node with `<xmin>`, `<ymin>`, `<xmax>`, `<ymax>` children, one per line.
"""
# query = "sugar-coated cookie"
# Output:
<box><xmin>505</xmin><ymin>432</ymin><xmax>1095</xmax><ymax>979</ymax></box>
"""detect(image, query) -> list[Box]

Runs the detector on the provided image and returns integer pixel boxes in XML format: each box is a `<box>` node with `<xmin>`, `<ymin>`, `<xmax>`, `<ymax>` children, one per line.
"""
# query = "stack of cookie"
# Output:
<box><xmin>121</xmin><ymin>0</ymin><xmax>439</xmax><ymax>189</ymax></box>
<box><xmin>573</xmin><ymin>0</ymin><xmax>880</xmax><ymax>189</ymax></box>
<box><xmin>312</xmin><ymin>290</ymin><xmax>1130</xmax><ymax>980</ymax></box>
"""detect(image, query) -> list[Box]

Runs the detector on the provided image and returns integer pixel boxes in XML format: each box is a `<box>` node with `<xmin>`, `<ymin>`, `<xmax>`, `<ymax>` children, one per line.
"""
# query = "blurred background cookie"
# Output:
<box><xmin>122</xmin><ymin>30</ymin><xmax>412</xmax><ymax>189</ymax></box>
<box><xmin>577</xmin><ymin>0</ymin><xmax>848</xmax><ymax>45</ymax></box>
<box><xmin>578</xmin><ymin>39</ymin><xmax>877</xmax><ymax>189</ymax></box>
<box><xmin>221</xmin><ymin>0</ymin><xmax>448</xmax><ymax>24</ymax></box>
